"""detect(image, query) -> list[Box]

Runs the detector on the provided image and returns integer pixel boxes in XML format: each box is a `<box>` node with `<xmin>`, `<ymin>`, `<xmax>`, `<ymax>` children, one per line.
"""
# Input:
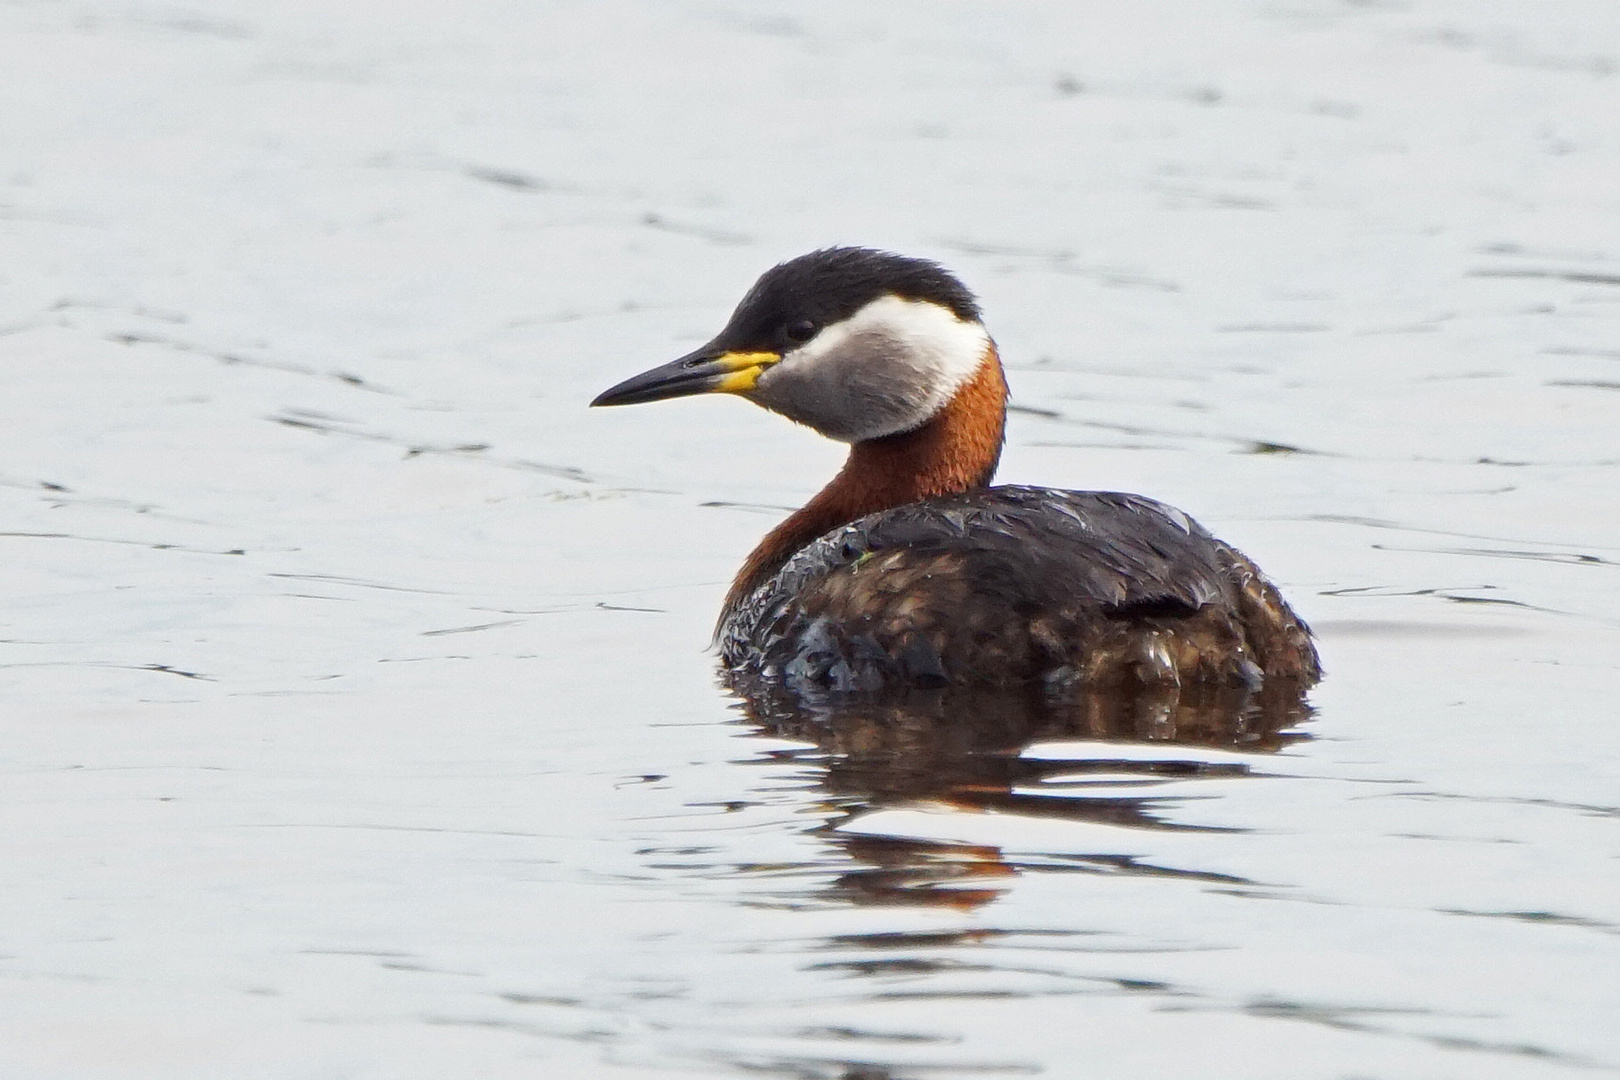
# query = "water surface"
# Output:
<box><xmin>2</xmin><ymin>1</ymin><xmax>1618</xmax><ymax>1077</ymax></box>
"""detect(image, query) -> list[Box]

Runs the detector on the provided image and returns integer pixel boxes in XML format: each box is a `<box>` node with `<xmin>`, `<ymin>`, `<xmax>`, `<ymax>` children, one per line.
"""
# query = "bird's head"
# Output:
<box><xmin>591</xmin><ymin>248</ymin><xmax>993</xmax><ymax>443</ymax></box>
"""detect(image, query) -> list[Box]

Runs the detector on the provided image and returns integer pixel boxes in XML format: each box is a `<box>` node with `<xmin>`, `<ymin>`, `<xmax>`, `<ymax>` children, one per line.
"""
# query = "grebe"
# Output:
<box><xmin>592</xmin><ymin>248</ymin><xmax>1321</xmax><ymax>693</ymax></box>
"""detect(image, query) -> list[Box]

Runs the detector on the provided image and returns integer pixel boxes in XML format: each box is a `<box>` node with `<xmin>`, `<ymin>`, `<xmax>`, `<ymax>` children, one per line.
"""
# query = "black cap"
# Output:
<box><xmin>710</xmin><ymin>247</ymin><xmax>981</xmax><ymax>355</ymax></box>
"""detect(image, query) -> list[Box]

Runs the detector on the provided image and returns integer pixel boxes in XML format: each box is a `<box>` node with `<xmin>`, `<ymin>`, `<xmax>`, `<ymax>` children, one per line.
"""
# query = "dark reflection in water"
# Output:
<box><xmin>701</xmin><ymin>679</ymin><xmax>1315</xmax><ymax>1077</ymax></box>
<box><xmin>726</xmin><ymin>676</ymin><xmax>1313</xmax><ymax>912</ymax></box>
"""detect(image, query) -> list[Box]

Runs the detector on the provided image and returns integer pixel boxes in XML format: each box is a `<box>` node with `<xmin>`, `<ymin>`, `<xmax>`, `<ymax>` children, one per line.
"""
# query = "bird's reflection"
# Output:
<box><xmin>726</xmin><ymin>675</ymin><xmax>1314</xmax><ymax>911</ymax></box>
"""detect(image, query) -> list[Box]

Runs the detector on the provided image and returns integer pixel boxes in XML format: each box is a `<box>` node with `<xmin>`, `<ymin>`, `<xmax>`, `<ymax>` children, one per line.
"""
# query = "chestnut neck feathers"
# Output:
<box><xmin>723</xmin><ymin>345</ymin><xmax>1008</xmax><ymax>618</ymax></box>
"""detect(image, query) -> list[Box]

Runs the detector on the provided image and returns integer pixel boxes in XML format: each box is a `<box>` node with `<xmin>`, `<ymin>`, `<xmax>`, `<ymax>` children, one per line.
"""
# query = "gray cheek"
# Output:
<box><xmin>750</xmin><ymin>366</ymin><xmax>854</xmax><ymax>438</ymax></box>
<box><xmin>754</xmin><ymin>359</ymin><xmax>926</xmax><ymax>442</ymax></box>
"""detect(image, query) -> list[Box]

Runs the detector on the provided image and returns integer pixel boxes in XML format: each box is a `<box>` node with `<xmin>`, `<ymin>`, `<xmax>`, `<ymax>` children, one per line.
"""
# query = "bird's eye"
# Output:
<box><xmin>782</xmin><ymin>319</ymin><xmax>817</xmax><ymax>344</ymax></box>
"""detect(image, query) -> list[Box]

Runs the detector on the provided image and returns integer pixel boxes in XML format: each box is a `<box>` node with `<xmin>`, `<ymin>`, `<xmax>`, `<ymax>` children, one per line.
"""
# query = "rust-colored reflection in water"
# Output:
<box><xmin>726</xmin><ymin>677</ymin><xmax>1312</xmax><ymax>912</ymax></box>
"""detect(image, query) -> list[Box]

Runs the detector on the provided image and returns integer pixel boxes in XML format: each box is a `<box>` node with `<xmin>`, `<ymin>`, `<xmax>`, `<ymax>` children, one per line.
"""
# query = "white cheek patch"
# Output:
<box><xmin>781</xmin><ymin>295</ymin><xmax>991</xmax><ymax>441</ymax></box>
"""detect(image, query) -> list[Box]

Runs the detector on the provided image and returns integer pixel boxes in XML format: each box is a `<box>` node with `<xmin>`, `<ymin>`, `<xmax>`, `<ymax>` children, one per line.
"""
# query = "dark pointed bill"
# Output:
<box><xmin>590</xmin><ymin>347</ymin><xmax>781</xmax><ymax>407</ymax></box>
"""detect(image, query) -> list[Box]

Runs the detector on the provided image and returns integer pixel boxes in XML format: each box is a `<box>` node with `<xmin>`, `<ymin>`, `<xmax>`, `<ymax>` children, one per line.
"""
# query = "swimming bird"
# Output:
<box><xmin>592</xmin><ymin>248</ymin><xmax>1320</xmax><ymax>694</ymax></box>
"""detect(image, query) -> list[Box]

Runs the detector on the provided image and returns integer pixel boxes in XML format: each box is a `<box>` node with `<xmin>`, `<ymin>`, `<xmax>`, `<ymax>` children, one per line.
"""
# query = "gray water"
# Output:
<box><xmin>3</xmin><ymin>2</ymin><xmax>1618</xmax><ymax>1077</ymax></box>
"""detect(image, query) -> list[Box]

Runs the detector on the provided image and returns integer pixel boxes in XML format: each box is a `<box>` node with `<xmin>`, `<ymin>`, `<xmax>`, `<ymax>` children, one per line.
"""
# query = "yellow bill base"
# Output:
<box><xmin>713</xmin><ymin>351</ymin><xmax>780</xmax><ymax>393</ymax></box>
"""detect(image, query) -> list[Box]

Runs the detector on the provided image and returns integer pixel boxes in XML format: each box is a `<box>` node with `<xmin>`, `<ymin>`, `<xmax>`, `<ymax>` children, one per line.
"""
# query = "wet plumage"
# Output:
<box><xmin>593</xmin><ymin>248</ymin><xmax>1321</xmax><ymax>694</ymax></box>
<box><xmin>719</xmin><ymin>487</ymin><xmax>1319</xmax><ymax>692</ymax></box>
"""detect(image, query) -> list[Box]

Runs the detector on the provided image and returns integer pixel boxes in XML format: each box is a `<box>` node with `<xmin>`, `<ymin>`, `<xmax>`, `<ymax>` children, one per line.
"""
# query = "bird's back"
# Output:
<box><xmin>718</xmin><ymin>486</ymin><xmax>1320</xmax><ymax>693</ymax></box>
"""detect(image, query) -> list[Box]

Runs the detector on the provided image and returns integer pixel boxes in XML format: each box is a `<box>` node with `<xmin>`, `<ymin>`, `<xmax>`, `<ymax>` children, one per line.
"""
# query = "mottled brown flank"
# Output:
<box><xmin>1216</xmin><ymin>543</ymin><xmax>1323</xmax><ymax>684</ymax></box>
<box><xmin>723</xmin><ymin>343</ymin><xmax>1008</xmax><ymax>622</ymax></box>
<box><xmin>782</xmin><ymin>543</ymin><xmax>1318</xmax><ymax>689</ymax></box>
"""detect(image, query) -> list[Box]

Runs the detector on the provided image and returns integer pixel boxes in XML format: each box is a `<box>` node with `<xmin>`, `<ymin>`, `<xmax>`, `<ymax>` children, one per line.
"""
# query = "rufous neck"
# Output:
<box><xmin>724</xmin><ymin>344</ymin><xmax>1008</xmax><ymax>616</ymax></box>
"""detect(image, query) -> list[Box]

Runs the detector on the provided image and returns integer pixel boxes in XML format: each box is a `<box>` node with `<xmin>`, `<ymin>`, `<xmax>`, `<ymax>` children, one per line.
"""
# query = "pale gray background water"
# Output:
<box><xmin>2</xmin><ymin>2</ymin><xmax>1617</xmax><ymax>1077</ymax></box>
